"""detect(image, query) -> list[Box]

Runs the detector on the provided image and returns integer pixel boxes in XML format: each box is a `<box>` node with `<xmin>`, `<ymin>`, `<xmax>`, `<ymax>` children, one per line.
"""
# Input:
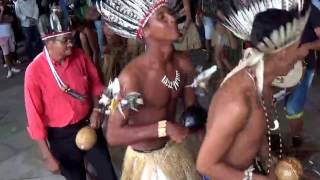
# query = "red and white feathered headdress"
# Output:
<box><xmin>96</xmin><ymin>0</ymin><xmax>168</xmax><ymax>39</ymax></box>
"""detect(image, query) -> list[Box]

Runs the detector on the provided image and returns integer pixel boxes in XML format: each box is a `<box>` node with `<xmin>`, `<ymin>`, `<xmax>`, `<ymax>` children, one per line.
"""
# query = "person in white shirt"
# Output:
<box><xmin>0</xmin><ymin>0</ymin><xmax>20</xmax><ymax>78</ymax></box>
<box><xmin>15</xmin><ymin>0</ymin><xmax>43</xmax><ymax>60</ymax></box>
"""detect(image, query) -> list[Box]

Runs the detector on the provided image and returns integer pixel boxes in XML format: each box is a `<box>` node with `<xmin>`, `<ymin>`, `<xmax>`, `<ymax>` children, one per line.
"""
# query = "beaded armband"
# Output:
<box><xmin>158</xmin><ymin>120</ymin><xmax>167</xmax><ymax>138</ymax></box>
<box><xmin>99</xmin><ymin>78</ymin><xmax>143</xmax><ymax>118</ymax></box>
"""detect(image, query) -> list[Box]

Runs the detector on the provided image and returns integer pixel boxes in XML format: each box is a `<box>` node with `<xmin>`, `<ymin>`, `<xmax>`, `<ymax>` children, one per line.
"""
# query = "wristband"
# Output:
<box><xmin>243</xmin><ymin>166</ymin><xmax>254</xmax><ymax>180</ymax></box>
<box><xmin>93</xmin><ymin>107</ymin><xmax>102</xmax><ymax>113</ymax></box>
<box><xmin>158</xmin><ymin>120</ymin><xmax>167</xmax><ymax>138</ymax></box>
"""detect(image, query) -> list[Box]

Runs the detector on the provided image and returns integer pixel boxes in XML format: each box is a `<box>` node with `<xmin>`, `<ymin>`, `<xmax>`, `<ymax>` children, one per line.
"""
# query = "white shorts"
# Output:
<box><xmin>0</xmin><ymin>35</ymin><xmax>15</xmax><ymax>56</ymax></box>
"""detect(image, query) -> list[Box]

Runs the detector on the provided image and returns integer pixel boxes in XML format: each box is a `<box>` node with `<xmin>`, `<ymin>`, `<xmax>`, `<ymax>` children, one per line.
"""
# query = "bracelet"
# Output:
<box><xmin>243</xmin><ymin>166</ymin><xmax>254</xmax><ymax>180</ymax></box>
<box><xmin>93</xmin><ymin>107</ymin><xmax>102</xmax><ymax>113</ymax></box>
<box><xmin>158</xmin><ymin>120</ymin><xmax>167</xmax><ymax>138</ymax></box>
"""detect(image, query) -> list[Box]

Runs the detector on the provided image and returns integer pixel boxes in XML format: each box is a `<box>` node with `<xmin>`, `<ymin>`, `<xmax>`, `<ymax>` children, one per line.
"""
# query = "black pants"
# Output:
<box><xmin>47</xmin><ymin>121</ymin><xmax>118</xmax><ymax>180</ymax></box>
<box><xmin>21</xmin><ymin>26</ymin><xmax>43</xmax><ymax>60</ymax></box>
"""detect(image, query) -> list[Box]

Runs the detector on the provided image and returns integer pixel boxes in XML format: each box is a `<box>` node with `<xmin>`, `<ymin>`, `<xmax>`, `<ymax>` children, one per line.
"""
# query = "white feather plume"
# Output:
<box><xmin>186</xmin><ymin>65</ymin><xmax>217</xmax><ymax>88</ymax></box>
<box><xmin>223</xmin><ymin>0</ymin><xmax>305</xmax><ymax>41</ymax></box>
<box><xmin>221</xmin><ymin>0</ymin><xmax>309</xmax><ymax>96</ymax></box>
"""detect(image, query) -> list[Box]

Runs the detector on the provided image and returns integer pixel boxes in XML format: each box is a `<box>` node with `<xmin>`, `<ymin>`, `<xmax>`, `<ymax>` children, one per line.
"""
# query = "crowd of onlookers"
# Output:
<box><xmin>0</xmin><ymin>0</ymin><xmax>244</xmax><ymax>82</ymax></box>
<box><xmin>1</xmin><ymin>0</ymin><xmax>319</xmax><ymax>82</ymax></box>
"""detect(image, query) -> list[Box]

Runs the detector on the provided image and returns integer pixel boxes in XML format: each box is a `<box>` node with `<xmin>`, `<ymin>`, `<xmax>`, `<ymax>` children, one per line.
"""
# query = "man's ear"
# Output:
<box><xmin>45</xmin><ymin>39</ymin><xmax>54</xmax><ymax>48</ymax></box>
<box><xmin>142</xmin><ymin>25</ymin><xmax>150</xmax><ymax>39</ymax></box>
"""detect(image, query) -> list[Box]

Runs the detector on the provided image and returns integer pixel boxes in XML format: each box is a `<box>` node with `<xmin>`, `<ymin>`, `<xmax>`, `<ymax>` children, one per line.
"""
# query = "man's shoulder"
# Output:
<box><xmin>119</xmin><ymin>57</ymin><xmax>141</xmax><ymax>82</ymax></box>
<box><xmin>173</xmin><ymin>51</ymin><xmax>193</xmax><ymax>72</ymax></box>
<box><xmin>26</xmin><ymin>52</ymin><xmax>45</xmax><ymax>70</ymax></box>
<box><xmin>25</xmin><ymin>52</ymin><xmax>45</xmax><ymax>80</ymax></box>
<box><xmin>218</xmin><ymin>70</ymin><xmax>255</xmax><ymax>102</ymax></box>
<box><xmin>117</xmin><ymin>61</ymin><xmax>142</xmax><ymax>92</ymax></box>
<box><xmin>209</xmin><ymin>72</ymin><xmax>254</xmax><ymax>123</ymax></box>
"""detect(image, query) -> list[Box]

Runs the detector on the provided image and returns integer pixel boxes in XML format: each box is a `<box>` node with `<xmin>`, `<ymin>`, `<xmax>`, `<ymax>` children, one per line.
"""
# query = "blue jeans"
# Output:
<box><xmin>202</xmin><ymin>176</ymin><xmax>210</xmax><ymax>180</ymax></box>
<box><xmin>59</xmin><ymin>0</ymin><xmax>69</xmax><ymax>29</ymax></box>
<box><xmin>196</xmin><ymin>24</ymin><xmax>206</xmax><ymax>47</ymax></box>
<box><xmin>285</xmin><ymin>68</ymin><xmax>315</xmax><ymax>119</ymax></box>
<box><xmin>21</xmin><ymin>26</ymin><xmax>43</xmax><ymax>60</ymax></box>
<box><xmin>94</xmin><ymin>20</ymin><xmax>105</xmax><ymax>58</ymax></box>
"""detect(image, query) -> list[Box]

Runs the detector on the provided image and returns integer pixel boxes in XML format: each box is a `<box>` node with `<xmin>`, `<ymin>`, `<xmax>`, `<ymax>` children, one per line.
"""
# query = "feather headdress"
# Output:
<box><xmin>221</xmin><ymin>0</ymin><xmax>310</xmax><ymax>96</ymax></box>
<box><xmin>96</xmin><ymin>0</ymin><xmax>168</xmax><ymax>39</ymax></box>
<box><xmin>42</xmin><ymin>4</ymin><xmax>71</xmax><ymax>41</ymax></box>
<box><xmin>223</xmin><ymin>0</ymin><xmax>305</xmax><ymax>41</ymax></box>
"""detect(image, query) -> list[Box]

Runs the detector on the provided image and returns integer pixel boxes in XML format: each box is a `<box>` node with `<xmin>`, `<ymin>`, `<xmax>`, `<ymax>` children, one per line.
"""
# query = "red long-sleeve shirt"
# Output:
<box><xmin>24</xmin><ymin>48</ymin><xmax>104</xmax><ymax>140</ymax></box>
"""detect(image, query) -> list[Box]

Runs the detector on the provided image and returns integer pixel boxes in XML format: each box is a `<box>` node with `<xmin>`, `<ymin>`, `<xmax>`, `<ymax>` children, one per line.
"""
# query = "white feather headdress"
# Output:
<box><xmin>221</xmin><ymin>0</ymin><xmax>310</xmax><ymax>96</ymax></box>
<box><xmin>96</xmin><ymin>0</ymin><xmax>168</xmax><ymax>39</ymax></box>
<box><xmin>223</xmin><ymin>0</ymin><xmax>305</xmax><ymax>41</ymax></box>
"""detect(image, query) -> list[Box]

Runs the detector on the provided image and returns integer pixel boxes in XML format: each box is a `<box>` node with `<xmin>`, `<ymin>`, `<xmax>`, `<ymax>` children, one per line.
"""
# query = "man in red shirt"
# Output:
<box><xmin>24</xmin><ymin>8</ymin><xmax>117</xmax><ymax>180</ymax></box>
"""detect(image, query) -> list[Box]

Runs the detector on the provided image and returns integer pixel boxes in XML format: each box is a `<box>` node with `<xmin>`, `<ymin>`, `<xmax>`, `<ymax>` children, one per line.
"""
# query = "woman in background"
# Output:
<box><xmin>71</xmin><ymin>16</ymin><xmax>100</xmax><ymax>66</ymax></box>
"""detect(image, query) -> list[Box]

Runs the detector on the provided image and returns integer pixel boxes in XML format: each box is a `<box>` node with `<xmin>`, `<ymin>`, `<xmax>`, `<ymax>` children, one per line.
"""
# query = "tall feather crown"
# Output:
<box><xmin>255</xmin><ymin>6</ymin><xmax>310</xmax><ymax>53</ymax></box>
<box><xmin>223</xmin><ymin>0</ymin><xmax>308</xmax><ymax>53</ymax></box>
<box><xmin>96</xmin><ymin>0</ymin><xmax>168</xmax><ymax>39</ymax></box>
<box><xmin>221</xmin><ymin>0</ymin><xmax>310</xmax><ymax>96</ymax></box>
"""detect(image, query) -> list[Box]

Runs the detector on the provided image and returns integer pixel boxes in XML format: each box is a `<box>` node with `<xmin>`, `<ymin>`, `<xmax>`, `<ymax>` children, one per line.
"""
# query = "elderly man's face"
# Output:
<box><xmin>50</xmin><ymin>34</ymin><xmax>74</xmax><ymax>58</ymax></box>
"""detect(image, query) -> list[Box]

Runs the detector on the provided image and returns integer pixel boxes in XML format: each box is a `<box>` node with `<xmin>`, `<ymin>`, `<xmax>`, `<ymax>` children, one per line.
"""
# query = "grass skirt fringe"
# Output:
<box><xmin>121</xmin><ymin>142</ymin><xmax>201</xmax><ymax>180</ymax></box>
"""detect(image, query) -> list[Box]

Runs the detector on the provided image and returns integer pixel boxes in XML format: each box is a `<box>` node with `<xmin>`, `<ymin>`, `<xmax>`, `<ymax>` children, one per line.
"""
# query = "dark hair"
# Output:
<box><xmin>250</xmin><ymin>9</ymin><xmax>295</xmax><ymax>48</ymax></box>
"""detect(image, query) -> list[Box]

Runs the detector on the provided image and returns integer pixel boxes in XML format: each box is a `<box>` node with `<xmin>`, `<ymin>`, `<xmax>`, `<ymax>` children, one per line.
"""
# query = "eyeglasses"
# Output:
<box><xmin>55</xmin><ymin>37</ymin><xmax>74</xmax><ymax>44</ymax></box>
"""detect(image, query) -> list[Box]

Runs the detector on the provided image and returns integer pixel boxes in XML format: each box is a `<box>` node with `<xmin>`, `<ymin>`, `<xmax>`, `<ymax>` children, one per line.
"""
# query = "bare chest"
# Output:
<box><xmin>141</xmin><ymin>71</ymin><xmax>186</xmax><ymax>108</ymax></box>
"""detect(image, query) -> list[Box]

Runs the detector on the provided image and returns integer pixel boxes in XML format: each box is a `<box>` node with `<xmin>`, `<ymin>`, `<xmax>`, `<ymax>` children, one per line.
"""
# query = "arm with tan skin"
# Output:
<box><xmin>36</xmin><ymin>140</ymin><xmax>60</xmax><ymax>174</ymax></box>
<box><xmin>197</xmin><ymin>88</ymin><xmax>271</xmax><ymax>180</ymax></box>
<box><xmin>304</xmin><ymin>27</ymin><xmax>320</xmax><ymax>50</ymax></box>
<box><xmin>0</xmin><ymin>6</ymin><xmax>4</xmax><ymax>22</ymax></box>
<box><xmin>85</xmin><ymin>27</ymin><xmax>100</xmax><ymax>65</ymax></box>
<box><xmin>106</xmin><ymin>72</ymin><xmax>188</xmax><ymax>146</ymax></box>
<box><xmin>80</xmin><ymin>31</ymin><xmax>92</xmax><ymax>61</ymax></box>
<box><xmin>25</xmin><ymin>71</ymin><xmax>60</xmax><ymax>174</ymax></box>
<box><xmin>299</xmin><ymin>39</ymin><xmax>320</xmax><ymax>53</ymax></box>
<box><xmin>225</xmin><ymin>27</ymin><xmax>238</xmax><ymax>50</ymax></box>
<box><xmin>89</xmin><ymin>97</ymin><xmax>102</xmax><ymax>129</ymax></box>
<box><xmin>182</xmin><ymin>0</ymin><xmax>192</xmax><ymax>31</ymax></box>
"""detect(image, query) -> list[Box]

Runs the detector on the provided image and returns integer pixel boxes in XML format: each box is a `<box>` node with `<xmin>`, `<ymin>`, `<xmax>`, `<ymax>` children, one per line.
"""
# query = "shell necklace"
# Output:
<box><xmin>161</xmin><ymin>70</ymin><xmax>180</xmax><ymax>91</ymax></box>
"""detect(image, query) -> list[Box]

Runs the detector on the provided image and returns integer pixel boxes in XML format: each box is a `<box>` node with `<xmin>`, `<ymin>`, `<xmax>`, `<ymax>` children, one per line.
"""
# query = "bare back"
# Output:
<box><xmin>115</xmin><ymin>51</ymin><xmax>194</xmax><ymax>151</ymax></box>
<box><xmin>200</xmin><ymin>69</ymin><xmax>267</xmax><ymax>171</ymax></box>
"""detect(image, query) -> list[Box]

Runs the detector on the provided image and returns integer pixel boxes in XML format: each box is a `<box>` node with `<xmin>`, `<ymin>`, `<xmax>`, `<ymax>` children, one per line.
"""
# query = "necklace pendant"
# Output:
<box><xmin>270</xmin><ymin>120</ymin><xmax>280</xmax><ymax>131</ymax></box>
<box><xmin>161</xmin><ymin>70</ymin><xmax>180</xmax><ymax>91</ymax></box>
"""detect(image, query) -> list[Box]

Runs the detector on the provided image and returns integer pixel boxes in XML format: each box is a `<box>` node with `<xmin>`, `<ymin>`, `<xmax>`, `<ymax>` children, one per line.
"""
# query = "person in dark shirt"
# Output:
<box><xmin>285</xmin><ymin>4</ymin><xmax>320</xmax><ymax>147</ymax></box>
